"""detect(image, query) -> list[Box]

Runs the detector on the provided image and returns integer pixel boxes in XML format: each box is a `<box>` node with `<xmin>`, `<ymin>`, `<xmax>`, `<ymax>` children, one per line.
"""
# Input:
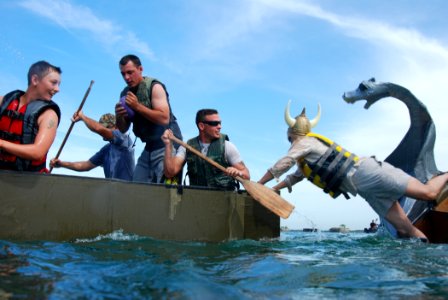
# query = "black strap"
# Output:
<box><xmin>309</xmin><ymin>144</ymin><xmax>335</xmax><ymax>182</ymax></box>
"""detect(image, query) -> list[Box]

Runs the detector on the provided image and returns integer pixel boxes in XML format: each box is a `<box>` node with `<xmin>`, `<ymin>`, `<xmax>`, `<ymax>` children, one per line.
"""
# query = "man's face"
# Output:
<box><xmin>120</xmin><ymin>61</ymin><xmax>143</xmax><ymax>88</ymax></box>
<box><xmin>200</xmin><ymin>113</ymin><xmax>222</xmax><ymax>140</ymax></box>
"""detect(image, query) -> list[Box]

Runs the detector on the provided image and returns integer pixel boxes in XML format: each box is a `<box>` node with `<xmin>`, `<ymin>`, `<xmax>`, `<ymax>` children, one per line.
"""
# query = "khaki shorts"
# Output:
<box><xmin>351</xmin><ymin>157</ymin><xmax>411</xmax><ymax>217</ymax></box>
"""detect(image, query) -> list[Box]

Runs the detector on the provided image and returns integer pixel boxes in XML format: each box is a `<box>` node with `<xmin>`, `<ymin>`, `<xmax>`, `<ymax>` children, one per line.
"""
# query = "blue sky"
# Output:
<box><xmin>1</xmin><ymin>0</ymin><xmax>448</xmax><ymax>230</ymax></box>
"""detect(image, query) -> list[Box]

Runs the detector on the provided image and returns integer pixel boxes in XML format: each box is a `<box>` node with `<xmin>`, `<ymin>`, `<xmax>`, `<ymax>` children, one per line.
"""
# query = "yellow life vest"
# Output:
<box><xmin>300</xmin><ymin>133</ymin><xmax>359</xmax><ymax>199</ymax></box>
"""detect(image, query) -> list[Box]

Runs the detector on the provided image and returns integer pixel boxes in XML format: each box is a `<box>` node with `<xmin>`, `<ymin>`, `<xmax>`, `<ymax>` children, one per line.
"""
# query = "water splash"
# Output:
<box><xmin>74</xmin><ymin>229</ymin><xmax>141</xmax><ymax>243</ymax></box>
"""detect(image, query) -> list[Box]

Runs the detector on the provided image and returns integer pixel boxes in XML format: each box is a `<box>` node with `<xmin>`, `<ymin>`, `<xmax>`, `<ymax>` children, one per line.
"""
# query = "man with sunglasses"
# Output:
<box><xmin>50</xmin><ymin>111</ymin><xmax>135</xmax><ymax>181</ymax></box>
<box><xmin>162</xmin><ymin>109</ymin><xmax>250</xmax><ymax>190</ymax></box>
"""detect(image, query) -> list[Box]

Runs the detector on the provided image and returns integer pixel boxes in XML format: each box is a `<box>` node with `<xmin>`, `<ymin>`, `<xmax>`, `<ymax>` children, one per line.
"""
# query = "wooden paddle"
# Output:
<box><xmin>169</xmin><ymin>135</ymin><xmax>295</xmax><ymax>219</ymax></box>
<box><xmin>49</xmin><ymin>80</ymin><xmax>94</xmax><ymax>173</ymax></box>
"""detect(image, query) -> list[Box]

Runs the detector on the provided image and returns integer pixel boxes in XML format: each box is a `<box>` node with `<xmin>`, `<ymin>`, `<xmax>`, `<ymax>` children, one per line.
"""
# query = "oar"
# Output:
<box><xmin>49</xmin><ymin>80</ymin><xmax>95</xmax><ymax>173</ymax></box>
<box><xmin>169</xmin><ymin>135</ymin><xmax>295</xmax><ymax>219</ymax></box>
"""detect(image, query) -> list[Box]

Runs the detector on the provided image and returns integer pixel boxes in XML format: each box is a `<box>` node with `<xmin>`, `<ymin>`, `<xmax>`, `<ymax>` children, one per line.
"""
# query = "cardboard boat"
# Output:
<box><xmin>0</xmin><ymin>170</ymin><xmax>279</xmax><ymax>242</ymax></box>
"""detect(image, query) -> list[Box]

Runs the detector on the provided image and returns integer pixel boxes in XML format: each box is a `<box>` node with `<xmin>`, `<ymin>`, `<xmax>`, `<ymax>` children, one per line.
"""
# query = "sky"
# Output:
<box><xmin>1</xmin><ymin>0</ymin><xmax>448</xmax><ymax>231</ymax></box>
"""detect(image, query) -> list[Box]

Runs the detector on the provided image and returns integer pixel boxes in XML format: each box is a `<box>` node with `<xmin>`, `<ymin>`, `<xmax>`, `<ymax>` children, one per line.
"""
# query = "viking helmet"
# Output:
<box><xmin>285</xmin><ymin>100</ymin><xmax>321</xmax><ymax>139</ymax></box>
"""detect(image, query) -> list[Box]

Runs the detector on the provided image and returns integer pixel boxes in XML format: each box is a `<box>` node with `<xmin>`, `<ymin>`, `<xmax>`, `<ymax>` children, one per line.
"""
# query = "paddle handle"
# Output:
<box><xmin>49</xmin><ymin>80</ymin><xmax>94</xmax><ymax>173</ymax></box>
<box><xmin>169</xmin><ymin>135</ymin><xmax>243</xmax><ymax>181</ymax></box>
<box><xmin>170</xmin><ymin>134</ymin><xmax>294</xmax><ymax>219</ymax></box>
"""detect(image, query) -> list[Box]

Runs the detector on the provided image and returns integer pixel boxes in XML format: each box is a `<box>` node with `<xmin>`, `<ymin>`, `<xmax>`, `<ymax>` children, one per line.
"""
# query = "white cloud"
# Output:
<box><xmin>19</xmin><ymin>0</ymin><xmax>155</xmax><ymax>60</ymax></box>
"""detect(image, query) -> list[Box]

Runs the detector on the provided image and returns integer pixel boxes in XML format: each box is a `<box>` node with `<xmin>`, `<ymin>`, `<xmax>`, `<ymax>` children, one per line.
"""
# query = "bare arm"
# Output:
<box><xmin>75</xmin><ymin>111</ymin><xmax>114</xmax><ymax>140</ymax></box>
<box><xmin>0</xmin><ymin>109</ymin><xmax>58</xmax><ymax>160</ymax></box>
<box><xmin>162</xmin><ymin>129</ymin><xmax>185</xmax><ymax>178</ymax></box>
<box><xmin>50</xmin><ymin>158</ymin><xmax>96</xmax><ymax>172</ymax></box>
<box><xmin>258</xmin><ymin>170</ymin><xmax>274</xmax><ymax>185</ymax></box>
<box><xmin>125</xmin><ymin>84</ymin><xmax>170</xmax><ymax>126</ymax></box>
<box><xmin>272</xmin><ymin>180</ymin><xmax>288</xmax><ymax>191</ymax></box>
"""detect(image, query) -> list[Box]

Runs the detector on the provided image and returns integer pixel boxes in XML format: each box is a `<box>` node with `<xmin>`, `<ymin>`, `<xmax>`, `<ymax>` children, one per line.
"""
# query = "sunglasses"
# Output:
<box><xmin>201</xmin><ymin>120</ymin><xmax>222</xmax><ymax>126</ymax></box>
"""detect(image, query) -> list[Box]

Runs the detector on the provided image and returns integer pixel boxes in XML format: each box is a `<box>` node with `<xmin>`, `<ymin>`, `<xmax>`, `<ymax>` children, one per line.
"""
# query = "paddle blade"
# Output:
<box><xmin>240</xmin><ymin>179</ymin><xmax>295</xmax><ymax>219</ymax></box>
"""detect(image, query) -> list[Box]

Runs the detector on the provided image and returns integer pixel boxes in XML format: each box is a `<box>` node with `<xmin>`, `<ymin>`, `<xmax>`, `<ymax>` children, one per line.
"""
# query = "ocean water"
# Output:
<box><xmin>1</xmin><ymin>230</ymin><xmax>447</xmax><ymax>299</ymax></box>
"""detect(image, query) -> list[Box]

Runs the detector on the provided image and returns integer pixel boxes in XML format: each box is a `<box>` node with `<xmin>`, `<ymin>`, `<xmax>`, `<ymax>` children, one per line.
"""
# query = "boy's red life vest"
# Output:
<box><xmin>0</xmin><ymin>90</ymin><xmax>60</xmax><ymax>172</ymax></box>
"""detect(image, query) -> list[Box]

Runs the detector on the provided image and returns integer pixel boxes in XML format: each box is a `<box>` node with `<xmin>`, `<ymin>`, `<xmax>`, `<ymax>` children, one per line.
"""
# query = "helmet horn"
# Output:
<box><xmin>309</xmin><ymin>103</ymin><xmax>321</xmax><ymax>128</ymax></box>
<box><xmin>284</xmin><ymin>99</ymin><xmax>296</xmax><ymax>128</ymax></box>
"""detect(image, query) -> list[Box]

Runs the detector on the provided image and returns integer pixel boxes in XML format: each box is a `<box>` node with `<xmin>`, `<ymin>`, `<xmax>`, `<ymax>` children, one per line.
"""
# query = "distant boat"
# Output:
<box><xmin>303</xmin><ymin>228</ymin><xmax>318</xmax><ymax>232</ymax></box>
<box><xmin>364</xmin><ymin>227</ymin><xmax>378</xmax><ymax>233</ymax></box>
<box><xmin>329</xmin><ymin>225</ymin><xmax>350</xmax><ymax>233</ymax></box>
<box><xmin>364</xmin><ymin>220</ymin><xmax>379</xmax><ymax>233</ymax></box>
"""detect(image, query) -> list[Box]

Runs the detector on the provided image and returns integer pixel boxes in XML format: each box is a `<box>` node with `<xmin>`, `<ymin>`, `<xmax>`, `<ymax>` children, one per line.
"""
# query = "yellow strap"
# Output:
<box><xmin>307</xmin><ymin>132</ymin><xmax>359</xmax><ymax>162</ymax></box>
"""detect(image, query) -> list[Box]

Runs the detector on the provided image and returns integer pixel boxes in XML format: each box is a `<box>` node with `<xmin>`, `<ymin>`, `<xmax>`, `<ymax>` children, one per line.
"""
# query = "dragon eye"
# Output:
<box><xmin>358</xmin><ymin>83</ymin><xmax>367</xmax><ymax>91</ymax></box>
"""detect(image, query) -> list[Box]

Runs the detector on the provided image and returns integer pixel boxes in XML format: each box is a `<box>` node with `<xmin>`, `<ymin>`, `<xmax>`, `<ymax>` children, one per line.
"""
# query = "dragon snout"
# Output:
<box><xmin>342</xmin><ymin>91</ymin><xmax>360</xmax><ymax>103</ymax></box>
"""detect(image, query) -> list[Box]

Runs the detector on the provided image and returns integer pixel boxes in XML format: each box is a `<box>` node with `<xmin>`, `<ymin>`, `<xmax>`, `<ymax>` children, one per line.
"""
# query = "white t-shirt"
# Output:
<box><xmin>175</xmin><ymin>140</ymin><xmax>242</xmax><ymax>166</ymax></box>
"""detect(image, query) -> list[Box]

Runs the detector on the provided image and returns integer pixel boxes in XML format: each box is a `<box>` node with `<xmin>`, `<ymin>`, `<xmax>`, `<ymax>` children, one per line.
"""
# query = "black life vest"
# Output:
<box><xmin>186</xmin><ymin>134</ymin><xmax>237</xmax><ymax>190</ymax></box>
<box><xmin>300</xmin><ymin>133</ymin><xmax>359</xmax><ymax>199</ymax></box>
<box><xmin>0</xmin><ymin>90</ymin><xmax>61</xmax><ymax>172</ymax></box>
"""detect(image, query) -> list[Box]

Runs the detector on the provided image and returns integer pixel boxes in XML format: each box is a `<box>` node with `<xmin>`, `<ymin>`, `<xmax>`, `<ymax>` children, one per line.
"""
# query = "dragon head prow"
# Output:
<box><xmin>342</xmin><ymin>78</ymin><xmax>390</xmax><ymax>109</ymax></box>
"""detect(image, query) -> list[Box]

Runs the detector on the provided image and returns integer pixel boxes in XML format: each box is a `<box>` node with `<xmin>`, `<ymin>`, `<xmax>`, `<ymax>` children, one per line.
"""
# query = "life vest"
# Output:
<box><xmin>300</xmin><ymin>133</ymin><xmax>359</xmax><ymax>199</ymax></box>
<box><xmin>0</xmin><ymin>90</ymin><xmax>61</xmax><ymax>172</ymax></box>
<box><xmin>186</xmin><ymin>134</ymin><xmax>237</xmax><ymax>190</ymax></box>
<box><xmin>120</xmin><ymin>77</ymin><xmax>182</xmax><ymax>151</ymax></box>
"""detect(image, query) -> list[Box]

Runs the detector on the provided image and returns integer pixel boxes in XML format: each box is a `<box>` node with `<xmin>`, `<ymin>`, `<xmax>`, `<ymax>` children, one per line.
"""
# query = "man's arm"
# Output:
<box><xmin>115</xmin><ymin>102</ymin><xmax>131</xmax><ymax>133</ymax></box>
<box><xmin>224</xmin><ymin>141</ymin><xmax>250</xmax><ymax>180</ymax></box>
<box><xmin>0</xmin><ymin>109</ymin><xmax>58</xmax><ymax>160</ymax></box>
<box><xmin>75</xmin><ymin>111</ymin><xmax>114</xmax><ymax>141</ymax></box>
<box><xmin>125</xmin><ymin>83</ymin><xmax>170</xmax><ymax>126</ymax></box>
<box><xmin>161</xmin><ymin>129</ymin><xmax>185</xmax><ymax>178</ymax></box>
<box><xmin>50</xmin><ymin>158</ymin><xmax>96</xmax><ymax>172</ymax></box>
<box><xmin>258</xmin><ymin>171</ymin><xmax>274</xmax><ymax>185</ymax></box>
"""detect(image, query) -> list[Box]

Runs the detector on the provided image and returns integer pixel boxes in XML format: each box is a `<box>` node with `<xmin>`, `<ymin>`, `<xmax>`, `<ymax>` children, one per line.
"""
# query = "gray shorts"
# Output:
<box><xmin>351</xmin><ymin>157</ymin><xmax>411</xmax><ymax>217</ymax></box>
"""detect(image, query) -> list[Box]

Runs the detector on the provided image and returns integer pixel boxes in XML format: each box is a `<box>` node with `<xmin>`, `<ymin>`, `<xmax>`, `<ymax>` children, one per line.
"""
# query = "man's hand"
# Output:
<box><xmin>225</xmin><ymin>166</ymin><xmax>243</xmax><ymax>178</ymax></box>
<box><xmin>161</xmin><ymin>129</ymin><xmax>173</xmax><ymax>146</ymax></box>
<box><xmin>50</xmin><ymin>158</ymin><xmax>61</xmax><ymax>168</ymax></box>
<box><xmin>71</xmin><ymin>110</ymin><xmax>84</xmax><ymax>123</ymax></box>
<box><xmin>125</xmin><ymin>91</ymin><xmax>139</xmax><ymax>111</ymax></box>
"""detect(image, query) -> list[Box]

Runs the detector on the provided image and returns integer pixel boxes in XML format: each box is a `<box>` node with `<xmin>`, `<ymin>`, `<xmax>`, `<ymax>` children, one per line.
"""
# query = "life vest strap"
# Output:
<box><xmin>309</xmin><ymin>143</ymin><xmax>335</xmax><ymax>182</ymax></box>
<box><xmin>0</xmin><ymin>131</ymin><xmax>21</xmax><ymax>141</ymax></box>
<box><xmin>3</xmin><ymin>109</ymin><xmax>24</xmax><ymax>120</ymax></box>
<box><xmin>320</xmin><ymin>144</ymin><xmax>345</xmax><ymax>183</ymax></box>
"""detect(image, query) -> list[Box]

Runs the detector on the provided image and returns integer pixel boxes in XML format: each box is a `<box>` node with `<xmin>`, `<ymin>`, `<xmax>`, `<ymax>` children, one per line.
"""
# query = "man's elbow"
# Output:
<box><xmin>30</xmin><ymin>151</ymin><xmax>47</xmax><ymax>161</ymax></box>
<box><xmin>159</xmin><ymin>115</ymin><xmax>170</xmax><ymax>126</ymax></box>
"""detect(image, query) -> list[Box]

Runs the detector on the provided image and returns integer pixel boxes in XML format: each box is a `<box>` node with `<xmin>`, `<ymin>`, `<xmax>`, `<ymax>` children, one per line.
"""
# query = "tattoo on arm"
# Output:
<box><xmin>47</xmin><ymin>118</ymin><xmax>56</xmax><ymax>129</ymax></box>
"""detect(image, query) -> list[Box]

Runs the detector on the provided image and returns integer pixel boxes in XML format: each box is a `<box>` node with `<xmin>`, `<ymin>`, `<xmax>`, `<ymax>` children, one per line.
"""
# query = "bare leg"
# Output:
<box><xmin>385</xmin><ymin>201</ymin><xmax>427</xmax><ymax>239</ymax></box>
<box><xmin>405</xmin><ymin>173</ymin><xmax>448</xmax><ymax>201</ymax></box>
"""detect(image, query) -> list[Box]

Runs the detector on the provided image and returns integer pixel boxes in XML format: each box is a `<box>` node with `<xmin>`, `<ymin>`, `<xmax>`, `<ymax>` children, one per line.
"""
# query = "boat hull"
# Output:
<box><xmin>0</xmin><ymin>171</ymin><xmax>280</xmax><ymax>242</ymax></box>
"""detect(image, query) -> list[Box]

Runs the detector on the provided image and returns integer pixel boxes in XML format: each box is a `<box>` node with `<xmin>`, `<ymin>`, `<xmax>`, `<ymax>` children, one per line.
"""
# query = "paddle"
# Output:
<box><xmin>169</xmin><ymin>135</ymin><xmax>295</xmax><ymax>219</ymax></box>
<box><xmin>49</xmin><ymin>80</ymin><xmax>94</xmax><ymax>173</ymax></box>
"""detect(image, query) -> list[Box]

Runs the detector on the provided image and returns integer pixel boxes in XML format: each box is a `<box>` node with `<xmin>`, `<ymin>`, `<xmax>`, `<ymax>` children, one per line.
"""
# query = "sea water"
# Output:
<box><xmin>1</xmin><ymin>230</ymin><xmax>447</xmax><ymax>299</ymax></box>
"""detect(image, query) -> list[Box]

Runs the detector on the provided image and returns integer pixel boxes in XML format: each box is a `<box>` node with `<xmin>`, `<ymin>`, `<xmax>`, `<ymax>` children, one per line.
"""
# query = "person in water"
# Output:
<box><xmin>115</xmin><ymin>54</ymin><xmax>182</xmax><ymax>184</ymax></box>
<box><xmin>0</xmin><ymin>60</ymin><xmax>61</xmax><ymax>173</ymax></box>
<box><xmin>258</xmin><ymin>100</ymin><xmax>448</xmax><ymax>241</ymax></box>
<box><xmin>50</xmin><ymin>112</ymin><xmax>135</xmax><ymax>180</ymax></box>
<box><xmin>162</xmin><ymin>108</ymin><xmax>250</xmax><ymax>190</ymax></box>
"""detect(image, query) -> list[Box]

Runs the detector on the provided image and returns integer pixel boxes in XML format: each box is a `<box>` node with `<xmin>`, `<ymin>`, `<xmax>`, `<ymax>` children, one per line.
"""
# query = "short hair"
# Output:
<box><xmin>119</xmin><ymin>54</ymin><xmax>142</xmax><ymax>67</ymax></box>
<box><xmin>27</xmin><ymin>61</ymin><xmax>62</xmax><ymax>86</ymax></box>
<box><xmin>195</xmin><ymin>109</ymin><xmax>218</xmax><ymax>127</ymax></box>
